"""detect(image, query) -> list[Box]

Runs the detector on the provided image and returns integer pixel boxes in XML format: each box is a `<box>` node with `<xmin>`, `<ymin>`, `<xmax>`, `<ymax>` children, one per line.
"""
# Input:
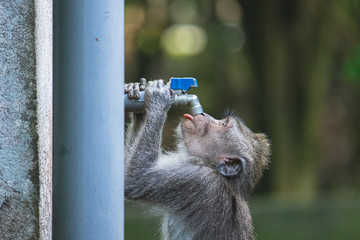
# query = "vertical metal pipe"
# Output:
<box><xmin>53</xmin><ymin>0</ymin><xmax>124</xmax><ymax>239</ymax></box>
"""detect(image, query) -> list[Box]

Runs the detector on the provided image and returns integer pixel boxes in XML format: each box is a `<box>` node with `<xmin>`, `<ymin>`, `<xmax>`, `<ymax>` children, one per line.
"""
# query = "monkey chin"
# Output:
<box><xmin>180</xmin><ymin>113</ymin><xmax>213</xmax><ymax>143</ymax></box>
<box><xmin>181</xmin><ymin>113</ymin><xmax>194</xmax><ymax>129</ymax></box>
<box><xmin>181</xmin><ymin>117</ymin><xmax>194</xmax><ymax>130</ymax></box>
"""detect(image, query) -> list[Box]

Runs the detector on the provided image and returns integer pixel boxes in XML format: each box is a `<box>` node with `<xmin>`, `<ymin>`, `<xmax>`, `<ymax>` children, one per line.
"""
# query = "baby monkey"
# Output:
<box><xmin>125</xmin><ymin>79</ymin><xmax>270</xmax><ymax>240</ymax></box>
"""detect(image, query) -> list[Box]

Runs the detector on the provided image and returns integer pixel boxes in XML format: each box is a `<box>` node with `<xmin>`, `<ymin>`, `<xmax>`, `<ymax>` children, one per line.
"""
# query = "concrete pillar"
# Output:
<box><xmin>0</xmin><ymin>0</ymin><xmax>52</xmax><ymax>239</ymax></box>
<box><xmin>35</xmin><ymin>0</ymin><xmax>53</xmax><ymax>239</ymax></box>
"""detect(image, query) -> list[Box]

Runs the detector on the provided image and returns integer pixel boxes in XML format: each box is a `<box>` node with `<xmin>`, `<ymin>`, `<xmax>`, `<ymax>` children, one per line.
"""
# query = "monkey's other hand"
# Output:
<box><xmin>145</xmin><ymin>80</ymin><xmax>174</xmax><ymax>113</ymax></box>
<box><xmin>124</xmin><ymin>78</ymin><xmax>147</xmax><ymax>100</ymax></box>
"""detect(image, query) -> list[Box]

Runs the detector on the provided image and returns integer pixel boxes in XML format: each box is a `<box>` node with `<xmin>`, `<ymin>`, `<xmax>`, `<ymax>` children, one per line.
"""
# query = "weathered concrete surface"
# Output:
<box><xmin>0</xmin><ymin>0</ymin><xmax>51</xmax><ymax>239</ymax></box>
<box><xmin>35</xmin><ymin>0</ymin><xmax>53</xmax><ymax>239</ymax></box>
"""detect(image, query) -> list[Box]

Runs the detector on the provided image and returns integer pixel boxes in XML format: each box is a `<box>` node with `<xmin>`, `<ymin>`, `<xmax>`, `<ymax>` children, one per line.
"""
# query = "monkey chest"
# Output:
<box><xmin>161</xmin><ymin>213</ymin><xmax>198</xmax><ymax>240</ymax></box>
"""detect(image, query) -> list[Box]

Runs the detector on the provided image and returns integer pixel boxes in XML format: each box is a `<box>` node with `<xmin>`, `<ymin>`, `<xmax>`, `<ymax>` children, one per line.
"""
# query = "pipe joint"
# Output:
<box><xmin>173</xmin><ymin>94</ymin><xmax>203</xmax><ymax>116</ymax></box>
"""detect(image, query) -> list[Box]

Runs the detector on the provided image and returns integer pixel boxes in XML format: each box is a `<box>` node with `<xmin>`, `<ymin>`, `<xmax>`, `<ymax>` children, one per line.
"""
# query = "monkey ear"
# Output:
<box><xmin>216</xmin><ymin>157</ymin><xmax>245</xmax><ymax>177</ymax></box>
<box><xmin>254</xmin><ymin>133</ymin><xmax>271</xmax><ymax>168</ymax></box>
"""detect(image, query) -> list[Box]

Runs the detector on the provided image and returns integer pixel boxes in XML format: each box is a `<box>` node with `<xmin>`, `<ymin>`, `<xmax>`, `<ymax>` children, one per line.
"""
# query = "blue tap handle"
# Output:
<box><xmin>170</xmin><ymin>77</ymin><xmax>198</xmax><ymax>92</ymax></box>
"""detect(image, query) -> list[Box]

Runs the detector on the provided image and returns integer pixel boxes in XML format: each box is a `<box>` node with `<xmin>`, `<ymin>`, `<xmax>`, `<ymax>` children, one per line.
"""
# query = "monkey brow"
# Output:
<box><xmin>223</xmin><ymin>109</ymin><xmax>246</xmax><ymax>127</ymax></box>
<box><xmin>223</xmin><ymin>108</ymin><xmax>238</xmax><ymax>118</ymax></box>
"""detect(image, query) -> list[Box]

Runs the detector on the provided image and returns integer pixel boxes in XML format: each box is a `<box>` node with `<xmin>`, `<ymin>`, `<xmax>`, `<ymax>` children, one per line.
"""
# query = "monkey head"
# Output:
<box><xmin>181</xmin><ymin>112</ymin><xmax>270</xmax><ymax>195</ymax></box>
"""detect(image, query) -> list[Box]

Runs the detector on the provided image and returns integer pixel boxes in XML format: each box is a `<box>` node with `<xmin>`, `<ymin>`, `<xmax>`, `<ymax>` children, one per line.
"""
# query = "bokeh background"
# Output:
<box><xmin>124</xmin><ymin>0</ymin><xmax>360</xmax><ymax>239</ymax></box>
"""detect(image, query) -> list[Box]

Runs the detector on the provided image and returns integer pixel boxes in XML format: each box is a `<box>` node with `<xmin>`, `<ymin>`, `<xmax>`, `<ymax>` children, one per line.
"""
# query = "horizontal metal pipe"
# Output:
<box><xmin>124</xmin><ymin>91</ymin><xmax>204</xmax><ymax>115</ymax></box>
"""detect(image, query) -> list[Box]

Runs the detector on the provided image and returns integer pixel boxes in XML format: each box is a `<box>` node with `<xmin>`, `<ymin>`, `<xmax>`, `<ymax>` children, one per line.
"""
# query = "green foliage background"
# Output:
<box><xmin>125</xmin><ymin>0</ymin><xmax>360</xmax><ymax>239</ymax></box>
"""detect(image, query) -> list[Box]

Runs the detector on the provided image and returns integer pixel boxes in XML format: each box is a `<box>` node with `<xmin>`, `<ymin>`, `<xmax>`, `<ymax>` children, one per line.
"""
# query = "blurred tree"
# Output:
<box><xmin>125</xmin><ymin>0</ymin><xmax>360</xmax><ymax>196</ymax></box>
<box><xmin>124</xmin><ymin>1</ymin><xmax>360</xmax><ymax>238</ymax></box>
<box><xmin>239</xmin><ymin>0</ymin><xmax>360</xmax><ymax>196</ymax></box>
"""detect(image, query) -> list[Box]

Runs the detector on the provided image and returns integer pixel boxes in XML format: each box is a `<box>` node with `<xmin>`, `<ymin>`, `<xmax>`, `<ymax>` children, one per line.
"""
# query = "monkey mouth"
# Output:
<box><xmin>181</xmin><ymin>113</ymin><xmax>212</xmax><ymax>137</ymax></box>
<box><xmin>184</xmin><ymin>114</ymin><xmax>194</xmax><ymax>121</ymax></box>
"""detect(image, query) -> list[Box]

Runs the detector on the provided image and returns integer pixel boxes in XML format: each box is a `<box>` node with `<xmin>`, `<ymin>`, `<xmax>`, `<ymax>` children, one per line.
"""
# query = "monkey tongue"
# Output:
<box><xmin>184</xmin><ymin>114</ymin><xmax>194</xmax><ymax>121</ymax></box>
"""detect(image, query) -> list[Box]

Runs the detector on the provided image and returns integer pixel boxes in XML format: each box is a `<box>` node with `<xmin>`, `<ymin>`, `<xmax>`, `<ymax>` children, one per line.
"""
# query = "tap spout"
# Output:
<box><xmin>173</xmin><ymin>94</ymin><xmax>203</xmax><ymax>116</ymax></box>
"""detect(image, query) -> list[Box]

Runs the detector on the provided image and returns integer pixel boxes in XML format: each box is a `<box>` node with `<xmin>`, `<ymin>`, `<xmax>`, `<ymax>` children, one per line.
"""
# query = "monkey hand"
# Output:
<box><xmin>145</xmin><ymin>80</ymin><xmax>174</xmax><ymax>113</ymax></box>
<box><xmin>124</xmin><ymin>78</ymin><xmax>147</xmax><ymax>100</ymax></box>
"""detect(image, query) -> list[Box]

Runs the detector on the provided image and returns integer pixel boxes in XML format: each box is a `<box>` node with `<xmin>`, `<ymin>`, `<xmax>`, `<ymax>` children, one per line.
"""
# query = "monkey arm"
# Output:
<box><xmin>125</xmin><ymin>162</ymin><xmax>237</xmax><ymax>235</ymax></box>
<box><xmin>125</xmin><ymin>79</ymin><xmax>172</xmax><ymax>174</ymax></box>
<box><xmin>124</xmin><ymin>78</ymin><xmax>147</xmax><ymax>155</ymax></box>
<box><xmin>125</xmin><ymin>113</ymin><xmax>145</xmax><ymax>161</ymax></box>
<box><xmin>125</xmin><ymin>79</ymin><xmax>148</xmax><ymax>167</ymax></box>
<box><xmin>126</xmin><ymin>109</ymin><xmax>167</xmax><ymax>166</ymax></box>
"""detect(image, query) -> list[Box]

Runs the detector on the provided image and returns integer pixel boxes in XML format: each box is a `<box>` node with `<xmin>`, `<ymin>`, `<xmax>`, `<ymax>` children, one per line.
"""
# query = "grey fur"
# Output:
<box><xmin>125</xmin><ymin>80</ymin><xmax>270</xmax><ymax>240</ymax></box>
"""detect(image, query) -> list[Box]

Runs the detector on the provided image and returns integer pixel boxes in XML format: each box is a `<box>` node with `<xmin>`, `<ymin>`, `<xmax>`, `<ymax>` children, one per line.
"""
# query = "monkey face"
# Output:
<box><xmin>181</xmin><ymin>113</ymin><xmax>251</xmax><ymax>154</ymax></box>
<box><xmin>181</xmin><ymin>112</ymin><xmax>270</xmax><ymax>183</ymax></box>
<box><xmin>181</xmin><ymin>113</ymin><xmax>250</xmax><ymax>168</ymax></box>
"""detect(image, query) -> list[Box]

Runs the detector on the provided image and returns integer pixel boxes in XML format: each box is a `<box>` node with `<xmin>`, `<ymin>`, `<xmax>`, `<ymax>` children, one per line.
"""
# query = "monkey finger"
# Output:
<box><xmin>139</xmin><ymin>78</ymin><xmax>147</xmax><ymax>91</ymax></box>
<box><xmin>156</xmin><ymin>80</ymin><xmax>164</xmax><ymax>88</ymax></box>
<box><xmin>128</xmin><ymin>90</ymin><xmax>134</xmax><ymax>99</ymax></box>
<box><xmin>169</xmin><ymin>89</ymin><xmax>175</xmax><ymax>98</ymax></box>
<box><xmin>124</xmin><ymin>84</ymin><xmax>129</xmax><ymax>93</ymax></box>
<box><xmin>133</xmin><ymin>83</ymin><xmax>141</xmax><ymax>100</ymax></box>
<box><xmin>127</xmin><ymin>83</ymin><xmax>134</xmax><ymax>99</ymax></box>
<box><xmin>134</xmin><ymin>92</ymin><xmax>141</xmax><ymax>100</ymax></box>
<box><xmin>147</xmin><ymin>81</ymin><xmax>154</xmax><ymax>88</ymax></box>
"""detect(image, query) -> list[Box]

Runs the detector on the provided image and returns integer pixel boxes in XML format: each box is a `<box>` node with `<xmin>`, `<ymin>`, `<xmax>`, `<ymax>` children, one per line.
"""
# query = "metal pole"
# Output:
<box><xmin>53</xmin><ymin>0</ymin><xmax>124</xmax><ymax>239</ymax></box>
